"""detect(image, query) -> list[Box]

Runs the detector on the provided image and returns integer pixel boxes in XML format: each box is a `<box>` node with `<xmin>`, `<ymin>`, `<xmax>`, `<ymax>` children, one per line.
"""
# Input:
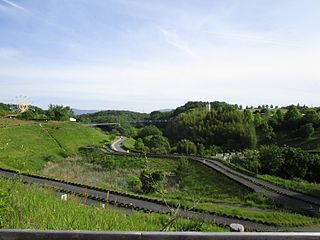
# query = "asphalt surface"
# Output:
<box><xmin>111</xmin><ymin>136</ymin><xmax>320</xmax><ymax>218</ymax></box>
<box><xmin>0</xmin><ymin>168</ymin><xmax>281</xmax><ymax>232</ymax></box>
<box><xmin>111</xmin><ymin>136</ymin><xmax>128</xmax><ymax>153</ymax></box>
<box><xmin>1</xmin><ymin>136</ymin><xmax>319</xmax><ymax>232</ymax></box>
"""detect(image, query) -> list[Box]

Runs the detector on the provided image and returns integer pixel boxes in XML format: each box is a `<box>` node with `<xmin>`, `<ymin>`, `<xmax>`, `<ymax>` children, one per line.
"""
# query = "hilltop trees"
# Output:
<box><xmin>231</xmin><ymin>145</ymin><xmax>320</xmax><ymax>183</ymax></box>
<box><xmin>143</xmin><ymin>135</ymin><xmax>171</xmax><ymax>154</ymax></box>
<box><xmin>47</xmin><ymin>105</ymin><xmax>73</xmax><ymax>121</ymax></box>
<box><xmin>138</xmin><ymin>125</ymin><xmax>162</xmax><ymax>138</ymax></box>
<box><xmin>166</xmin><ymin>107</ymin><xmax>257</xmax><ymax>151</ymax></box>
<box><xmin>283</xmin><ymin>105</ymin><xmax>302</xmax><ymax>130</ymax></box>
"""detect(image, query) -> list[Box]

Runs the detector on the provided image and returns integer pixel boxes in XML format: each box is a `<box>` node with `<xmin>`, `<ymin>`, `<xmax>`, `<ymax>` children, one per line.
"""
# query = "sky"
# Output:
<box><xmin>0</xmin><ymin>0</ymin><xmax>320</xmax><ymax>112</ymax></box>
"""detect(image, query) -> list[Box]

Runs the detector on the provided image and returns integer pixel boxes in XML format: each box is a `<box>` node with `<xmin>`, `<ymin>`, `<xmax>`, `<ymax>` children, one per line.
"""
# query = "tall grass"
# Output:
<box><xmin>0</xmin><ymin>178</ymin><xmax>225</xmax><ymax>232</ymax></box>
<box><xmin>259</xmin><ymin>174</ymin><xmax>320</xmax><ymax>199</ymax></box>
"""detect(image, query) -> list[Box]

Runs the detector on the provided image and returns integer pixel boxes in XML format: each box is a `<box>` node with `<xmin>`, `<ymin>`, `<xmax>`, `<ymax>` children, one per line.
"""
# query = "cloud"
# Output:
<box><xmin>206</xmin><ymin>30</ymin><xmax>301</xmax><ymax>48</ymax></box>
<box><xmin>0</xmin><ymin>0</ymin><xmax>25</xmax><ymax>11</ymax></box>
<box><xmin>159</xmin><ymin>27</ymin><xmax>195</xmax><ymax>57</ymax></box>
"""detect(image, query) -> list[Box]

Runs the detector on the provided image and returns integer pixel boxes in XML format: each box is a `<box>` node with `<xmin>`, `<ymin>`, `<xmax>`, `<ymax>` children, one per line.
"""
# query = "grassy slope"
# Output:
<box><xmin>42</xmin><ymin>155</ymin><xmax>255</xmax><ymax>205</ymax></box>
<box><xmin>259</xmin><ymin>174</ymin><xmax>320</xmax><ymax>199</ymax></box>
<box><xmin>0</xmin><ymin>119</ymin><xmax>111</xmax><ymax>171</ymax></box>
<box><xmin>40</xmin><ymin>155</ymin><xmax>320</xmax><ymax>227</ymax></box>
<box><xmin>0</xmin><ymin>177</ymin><xmax>224</xmax><ymax>231</ymax></box>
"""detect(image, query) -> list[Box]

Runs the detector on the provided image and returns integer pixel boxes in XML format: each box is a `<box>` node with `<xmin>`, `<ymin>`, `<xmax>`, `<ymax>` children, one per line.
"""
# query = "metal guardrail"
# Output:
<box><xmin>0</xmin><ymin>230</ymin><xmax>320</xmax><ymax>240</ymax></box>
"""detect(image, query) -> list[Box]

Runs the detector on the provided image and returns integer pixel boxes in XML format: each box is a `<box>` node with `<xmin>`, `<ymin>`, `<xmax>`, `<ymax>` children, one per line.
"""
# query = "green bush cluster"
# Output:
<box><xmin>231</xmin><ymin>146</ymin><xmax>320</xmax><ymax>183</ymax></box>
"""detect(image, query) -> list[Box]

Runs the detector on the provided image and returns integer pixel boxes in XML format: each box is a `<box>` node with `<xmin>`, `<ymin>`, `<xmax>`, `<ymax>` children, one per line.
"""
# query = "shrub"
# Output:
<box><xmin>140</xmin><ymin>170</ymin><xmax>165</xmax><ymax>193</ymax></box>
<box><xmin>126</xmin><ymin>175</ymin><xmax>142</xmax><ymax>193</ymax></box>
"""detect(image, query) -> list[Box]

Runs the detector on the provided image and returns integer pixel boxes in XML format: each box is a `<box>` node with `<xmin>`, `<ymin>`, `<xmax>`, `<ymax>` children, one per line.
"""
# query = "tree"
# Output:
<box><xmin>196</xmin><ymin>143</ymin><xmax>206</xmax><ymax>156</ymax></box>
<box><xmin>175</xmin><ymin>158</ymin><xmax>194</xmax><ymax>188</ymax></box>
<box><xmin>19</xmin><ymin>110</ymin><xmax>36</xmax><ymax>120</ymax></box>
<box><xmin>47</xmin><ymin>105</ymin><xmax>73</xmax><ymax>121</ymax></box>
<box><xmin>280</xmin><ymin>148</ymin><xmax>309</xmax><ymax>179</ymax></box>
<box><xmin>176</xmin><ymin>139</ymin><xmax>197</xmax><ymax>155</ymax></box>
<box><xmin>283</xmin><ymin>105</ymin><xmax>302</xmax><ymax>129</ymax></box>
<box><xmin>127</xmin><ymin>175</ymin><xmax>142</xmax><ymax>192</ymax></box>
<box><xmin>140</xmin><ymin>170</ymin><xmax>165</xmax><ymax>193</ymax></box>
<box><xmin>268</xmin><ymin>109</ymin><xmax>284</xmax><ymax>129</ymax></box>
<box><xmin>302</xmin><ymin>109</ymin><xmax>320</xmax><ymax>127</ymax></box>
<box><xmin>254</xmin><ymin>114</ymin><xmax>262</xmax><ymax>127</ymax></box>
<box><xmin>297</xmin><ymin>123</ymin><xmax>314</xmax><ymax>139</ymax></box>
<box><xmin>143</xmin><ymin>135</ymin><xmax>171</xmax><ymax>154</ymax></box>
<box><xmin>259</xmin><ymin>145</ymin><xmax>284</xmax><ymax>175</ymax></box>
<box><xmin>259</xmin><ymin>122</ymin><xmax>275</xmax><ymax>142</ymax></box>
<box><xmin>230</xmin><ymin>150</ymin><xmax>260</xmax><ymax>174</ymax></box>
<box><xmin>138</xmin><ymin>125</ymin><xmax>162</xmax><ymax>138</ymax></box>
<box><xmin>117</xmin><ymin>124</ymin><xmax>138</xmax><ymax>137</ymax></box>
<box><xmin>244</xmin><ymin>109</ymin><xmax>254</xmax><ymax>123</ymax></box>
<box><xmin>134</xmin><ymin>138</ymin><xmax>145</xmax><ymax>152</ymax></box>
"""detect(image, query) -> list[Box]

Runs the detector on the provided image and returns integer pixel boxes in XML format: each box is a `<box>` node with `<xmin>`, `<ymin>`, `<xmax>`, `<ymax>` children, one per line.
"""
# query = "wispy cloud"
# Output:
<box><xmin>159</xmin><ymin>27</ymin><xmax>195</xmax><ymax>57</ymax></box>
<box><xmin>0</xmin><ymin>0</ymin><xmax>26</xmax><ymax>11</ymax></box>
<box><xmin>207</xmin><ymin>30</ymin><xmax>301</xmax><ymax>48</ymax></box>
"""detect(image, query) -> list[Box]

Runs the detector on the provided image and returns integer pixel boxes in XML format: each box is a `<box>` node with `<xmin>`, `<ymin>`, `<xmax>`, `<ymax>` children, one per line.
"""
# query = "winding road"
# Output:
<box><xmin>0</xmin><ymin>136</ymin><xmax>319</xmax><ymax>232</ymax></box>
<box><xmin>111</xmin><ymin>136</ymin><xmax>320</xmax><ymax>218</ymax></box>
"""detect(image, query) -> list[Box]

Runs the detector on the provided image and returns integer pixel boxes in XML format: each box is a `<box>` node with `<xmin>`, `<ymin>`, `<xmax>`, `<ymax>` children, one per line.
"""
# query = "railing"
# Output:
<box><xmin>0</xmin><ymin>230</ymin><xmax>319</xmax><ymax>240</ymax></box>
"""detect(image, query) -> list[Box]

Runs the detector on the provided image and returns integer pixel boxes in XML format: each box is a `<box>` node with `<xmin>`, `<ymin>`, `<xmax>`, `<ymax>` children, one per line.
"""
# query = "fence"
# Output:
<box><xmin>0</xmin><ymin>230</ymin><xmax>319</xmax><ymax>240</ymax></box>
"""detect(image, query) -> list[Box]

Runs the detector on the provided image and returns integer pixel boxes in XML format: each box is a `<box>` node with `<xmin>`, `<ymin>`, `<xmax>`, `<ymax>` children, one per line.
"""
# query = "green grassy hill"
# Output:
<box><xmin>0</xmin><ymin>118</ymin><xmax>111</xmax><ymax>171</ymax></box>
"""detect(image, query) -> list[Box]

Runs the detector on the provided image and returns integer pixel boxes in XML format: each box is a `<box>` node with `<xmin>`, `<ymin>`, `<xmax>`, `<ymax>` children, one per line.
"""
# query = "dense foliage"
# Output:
<box><xmin>78</xmin><ymin>110</ymin><xmax>148</xmax><ymax>124</ymax></box>
<box><xmin>166</xmin><ymin>106</ymin><xmax>257</xmax><ymax>151</ymax></box>
<box><xmin>231</xmin><ymin>146</ymin><xmax>320</xmax><ymax>183</ymax></box>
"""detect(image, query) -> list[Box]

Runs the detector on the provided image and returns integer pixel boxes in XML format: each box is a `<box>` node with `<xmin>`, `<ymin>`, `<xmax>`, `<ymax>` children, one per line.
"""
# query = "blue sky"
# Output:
<box><xmin>0</xmin><ymin>0</ymin><xmax>320</xmax><ymax>112</ymax></box>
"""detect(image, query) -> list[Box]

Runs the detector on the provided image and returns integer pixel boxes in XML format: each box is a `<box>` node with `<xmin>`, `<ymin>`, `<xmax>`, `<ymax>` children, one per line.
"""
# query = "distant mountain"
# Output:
<box><xmin>158</xmin><ymin>109</ymin><xmax>173</xmax><ymax>113</ymax></box>
<box><xmin>72</xmin><ymin>109</ymin><xmax>100</xmax><ymax>115</ymax></box>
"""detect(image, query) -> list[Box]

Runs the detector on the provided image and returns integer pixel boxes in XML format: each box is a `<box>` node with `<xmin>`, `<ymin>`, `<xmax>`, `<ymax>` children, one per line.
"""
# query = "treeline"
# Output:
<box><xmin>251</xmin><ymin>105</ymin><xmax>320</xmax><ymax>143</ymax></box>
<box><xmin>231</xmin><ymin>145</ymin><xmax>320</xmax><ymax>183</ymax></box>
<box><xmin>119</xmin><ymin>101</ymin><xmax>320</xmax><ymax>155</ymax></box>
<box><xmin>165</xmin><ymin>102</ymin><xmax>257</xmax><ymax>151</ymax></box>
<box><xmin>78</xmin><ymin>110</ymin><xmax>148</xmax><ymax>124</ymax></box>
<box><xmin>0</xmin><ymin>103</ymin><xmax>74</xmax><ymax>121</ymax></box>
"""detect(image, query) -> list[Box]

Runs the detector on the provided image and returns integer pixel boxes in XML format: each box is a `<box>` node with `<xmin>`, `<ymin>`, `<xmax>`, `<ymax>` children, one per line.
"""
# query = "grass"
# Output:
<box><xmin>0</xmin><ymin>177</ymin><xmax>225</xmax><ymax>232</ymax></box>
<box><xmin>167</xmin><ymin>200</ymin><xmax>320</xmax><ymax>227</ymax></box>
<box><xmin>39</xmin><ymin>155</ymin><xmax>320</xmax><ymax>227</ymax></box>
<box><xmin>0</xmin><ymin>119</ymin><xmax>111</xmax><ymax>171</ymax></box>
<box><xmin>258</xmin><ymin>174</ymin><xmax>320</xmax><ymax>199</ymax></box>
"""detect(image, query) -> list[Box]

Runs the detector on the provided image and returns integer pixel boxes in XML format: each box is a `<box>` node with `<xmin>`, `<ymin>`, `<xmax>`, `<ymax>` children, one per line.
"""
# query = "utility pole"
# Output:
<box><xmin>207</xmin><ymin>102</ymin><xmax>211</xmax><ymax>113</ymax></box>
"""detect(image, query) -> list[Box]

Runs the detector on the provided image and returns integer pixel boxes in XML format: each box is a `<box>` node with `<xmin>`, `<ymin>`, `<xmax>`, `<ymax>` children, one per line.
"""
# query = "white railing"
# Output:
<box><xmin>0</xmin><ymin>230</ymin><xmax>319</xmax><ymax>240</ymax></box>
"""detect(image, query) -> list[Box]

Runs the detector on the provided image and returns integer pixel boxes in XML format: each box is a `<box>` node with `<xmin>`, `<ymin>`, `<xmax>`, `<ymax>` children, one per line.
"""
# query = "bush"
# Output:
<box><xmin>230</xmin><ymin>150</ymin><xmax>260</xmax><ymax>174</ymax></box>
<box><xmin>176</xmin><ymin>139</ymin><xmax>197</xmax><ymax>155</ymax></box>
<box><xmin>143</xmin><ymin>135</ymin><xmax>171</xmax><ymax>154</ymax></box>
<box><xmin>134</xmin><ymin>138</ymin><xmax>145</xmax><ymax>152</ymax></box>
<box><xmin>259</xmin><ymin>145</ymin><xmax>284</xmax><ymax>175</ymax></box>
<box><xmin>140</xmin><ymin>170</ymin><xmax>165</xmax><ymax>193</ymax></box>
<box><xmin>126</xmin><ymin>175</ymin><xmax>142</xmax><ymax>192</ymax></box>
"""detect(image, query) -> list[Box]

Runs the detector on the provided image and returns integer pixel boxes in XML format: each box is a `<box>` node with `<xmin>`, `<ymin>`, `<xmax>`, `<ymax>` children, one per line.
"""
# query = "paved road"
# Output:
<box><xmin>110</xmin><ymin>137</ymin><xmax>320</xmax><ymax>218</ymax></box>
<box><xmin>111</xmin><ymin>136</ymin><xmax>128</xmax><ymax>153</ymax></box>
<box><xmin>0</xmin><ymin>168</ymin><xmax>285</xmax><ymax>232</ymax></box>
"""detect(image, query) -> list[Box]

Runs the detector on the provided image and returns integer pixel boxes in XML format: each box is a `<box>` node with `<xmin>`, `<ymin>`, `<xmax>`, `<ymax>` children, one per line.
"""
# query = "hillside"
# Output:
<box><xmin>0</xmin><ymin>118</ymin><xmax>111</xmax><ymax>171</ymax></box>
<box><xmin>78</xmin><ymin>110</ymin><xmax>149</xmax><ymax>124</ymax></box>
